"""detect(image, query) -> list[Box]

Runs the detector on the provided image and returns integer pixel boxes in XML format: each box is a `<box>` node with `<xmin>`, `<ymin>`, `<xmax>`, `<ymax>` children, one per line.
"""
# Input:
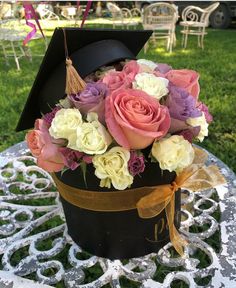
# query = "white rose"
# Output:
<box><xmin>186</xmin><ymin>113</ymin><xmax>209</xmax><ymax>142</ymax></box>
<box><xmin>92</xmin><ymin>146</ymin><xmax>133</xmax><ymax>190</ymax></box>
<box><xmin>49</xmin><ymin>109</ymin><xmax>83</xmax><ymax>146</ymax></box>
<box><xmin>151</xmin><ymin>135</ymin><xmax>195</xmax><ymax>174</ymax></box>
<box><xmin>71</xmin><ymin>112</ymin><xmax>112</xmax><ymax>154</ymax></box>
<box><xmin>133</xmin><ymin>72</ymin><xmax>169</xmax><ymax>100</ymax></box>
<box><xmin>137</xmin><ymin>59</ymin><xmax>158</xmax><ymax>72</ymax></box>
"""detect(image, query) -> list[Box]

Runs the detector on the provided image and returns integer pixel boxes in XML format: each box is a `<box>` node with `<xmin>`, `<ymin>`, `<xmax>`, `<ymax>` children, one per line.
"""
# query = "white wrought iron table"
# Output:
<box><xmin>0</xmin><ymin>142</ymin><xmax>235</xmax><ymax>288</ymax></box>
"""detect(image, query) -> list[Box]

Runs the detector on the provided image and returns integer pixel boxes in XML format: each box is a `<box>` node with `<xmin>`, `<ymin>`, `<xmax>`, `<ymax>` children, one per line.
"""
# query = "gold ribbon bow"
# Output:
<box><xmin>52</xmin><ymin>148</ymin><xmax>226</xmax><ymax>256</ymax></box>
<box><xmin>136</xmin><ymin>147</ymin><xmax>226</xmax><ymax>255</ymax></box>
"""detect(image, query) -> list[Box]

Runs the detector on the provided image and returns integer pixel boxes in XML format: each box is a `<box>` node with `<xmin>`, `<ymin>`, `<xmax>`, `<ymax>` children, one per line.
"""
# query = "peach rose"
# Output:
<box><xmin>165</xmin><ymin>69</ymin><xmax>200</xmax><ymax>100</ymax></box>
<box><xmin>102</xmin><ymin>71</ymin><xmax>131</xmax><ymax>92</ymax></box>
<box><xmin>26</xmin><ymin>119</ymin><xmax>64</xmax><ymax>172</ymax></box>
<box><xmin>105</xmin><ymin>88</ymin><xmax>170</xmax><ymax>149</ymax></box>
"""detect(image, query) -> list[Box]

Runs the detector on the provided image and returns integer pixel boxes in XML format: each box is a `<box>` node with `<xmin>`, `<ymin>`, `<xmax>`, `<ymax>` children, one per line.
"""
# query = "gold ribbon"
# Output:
<box><xmin>52</xmin><ymin>147</ymin><xmax>226</xmax><ymax>256</ymax></box>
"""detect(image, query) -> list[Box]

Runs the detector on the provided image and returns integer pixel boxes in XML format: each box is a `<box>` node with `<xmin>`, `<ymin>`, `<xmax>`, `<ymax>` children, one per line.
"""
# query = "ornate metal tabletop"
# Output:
<box><xmin>0</xmin><ymin>142</ymin><xmax>235</xmax><ymax>288</ymax></box>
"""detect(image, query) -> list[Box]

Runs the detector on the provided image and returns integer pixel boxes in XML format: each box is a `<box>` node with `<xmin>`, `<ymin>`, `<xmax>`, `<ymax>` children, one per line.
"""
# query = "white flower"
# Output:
<box><xmin>92</xmin><ymin>146</ymin><xmax>133</xmax><ymax>190</ymax></box>
<box><xmin>151</xmin><ymin>135</ymin><xmax>195</xmax><ymax>174</ymax></box>
<box><xmin>71</xmin><ymin>112</ymin><xmax>112</xmax><ymax>154</ymax></box>
<box><xmin>49</xmin><ymin>109</ymin><xmax>83</xmax><ymax>146</ymax></box>
<box><xmin>133</xmin><ymin>72</ymin><xmax>169</xmax><ymax>100</ymax></box>
<box><xmin>186</xmin><ymin>113</ymin><xmax>209</xmax><ymax>142</ymax></box>
<box><xmin>137</xmin><ymin>59</ymin><xmax>158</xmax><ymax>71</ymax></box>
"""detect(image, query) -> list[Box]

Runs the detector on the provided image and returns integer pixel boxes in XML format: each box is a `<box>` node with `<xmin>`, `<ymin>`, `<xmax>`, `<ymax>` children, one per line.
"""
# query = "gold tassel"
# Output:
<box><xmin>65</xmin><ymin>57</ymin><xmax>86</xmax><ymax>95</ymax></box>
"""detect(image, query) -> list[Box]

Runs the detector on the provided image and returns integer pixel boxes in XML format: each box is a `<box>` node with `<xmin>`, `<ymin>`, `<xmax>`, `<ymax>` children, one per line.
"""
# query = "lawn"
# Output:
<box><xmin>0</xmin><ymin>22</ymin><xmax>235</xmax><ymax>176</ymax></box>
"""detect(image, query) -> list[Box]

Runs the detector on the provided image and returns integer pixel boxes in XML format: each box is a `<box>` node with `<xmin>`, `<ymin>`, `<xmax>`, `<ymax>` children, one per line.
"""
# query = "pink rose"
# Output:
<box><xmin>123</xmin><ymin>60</ymin><xmax>140</xmax><ymax>81</ymax></box>
<box><xmin>105</xmin><ymin>88</ymin><xmax>171</xmax><ymax>149</ymax></box>
<box><xmin>165</xmin><ymin>69</ymin><xmax>200</xmax><ymax>100</ymax></box>
<box><xmin>26</xmin><ymin>119</ymin><xmax>64</xmax><ymax>172</ymax></box>
<box><xmin>102</xmin><ymin>71</ymin><xmax>131</xmax><ymax>92</ymax></box>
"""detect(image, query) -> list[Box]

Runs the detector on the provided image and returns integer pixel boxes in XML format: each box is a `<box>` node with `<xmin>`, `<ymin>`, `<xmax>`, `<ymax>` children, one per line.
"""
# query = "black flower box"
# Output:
<box><xmin>55</xmin><ymin>158</ymin><xmax>181</xmax><ymax>259</ymax></box>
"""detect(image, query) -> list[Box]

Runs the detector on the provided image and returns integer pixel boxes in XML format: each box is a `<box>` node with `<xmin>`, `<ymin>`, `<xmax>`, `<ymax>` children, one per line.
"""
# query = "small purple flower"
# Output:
<box><xmin>59</xmin><ymin>147</ymin><xmax>93</xmax><ymax>170</ymax></box>
<box><xmin>197</xmin><ymin>102</ymin><xmax>213</xmax><ymax>123</ymax></box>
<box><xmin>69</xmin><ymin>82</ymin><xmax>108</xmax><ymax>123</ymax></box>
<box><xmin>177</xmin><ymin>126</ymin><xmax>201</xmax><ymax>143</ymax></box>
<box><xmin>128</xmin><ymin>151</ymin><xmax>145</xmax><ymax>177</ymax></box>
<box><xmin>155</xmin><ymin>63</ymin><xmax>172</xmax><ymax>74</ymax></box>
<box><xmin>59</xmin><ymin>147</ymin><xmax>84</xmax><ymax>170</ymax></box>
<box><xmin>43</xmin><ymin>106</ymin><xmax>61</xmax><ymax>126</ymax></box>
<box><xmin>83</xmin><ymin>155</ymin><xmax>93</xmax><ymax>164</ymax></box>
<box><xmin>165</xmin><ymin>85</ymin><xmax>202</xmax><ymax>121</ymax></box>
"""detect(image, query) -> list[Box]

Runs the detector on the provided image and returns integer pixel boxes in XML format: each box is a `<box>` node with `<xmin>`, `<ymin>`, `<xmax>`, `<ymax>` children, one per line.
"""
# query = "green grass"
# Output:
<box><xmin>0</xmin><ymin>23</ymin><xmax>235</xmax><ymax>172</ymax></box>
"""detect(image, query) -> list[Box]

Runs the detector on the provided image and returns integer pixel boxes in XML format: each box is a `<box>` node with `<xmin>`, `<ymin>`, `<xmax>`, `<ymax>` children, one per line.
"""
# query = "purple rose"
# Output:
<box><xmin>128</xmin><ymin>151</ymin><xmax>145</xmax><ymax>176</ymax></box>
<box><xmin>197</xmin><ymin>102</ymin><xmax>213</xmax><ymax>123</ymax></box>
<box><xmin>155</xmin><ymin>63</ymin><xmax>172</xmax><ymax>74</ymax></box>
<box><xmin>69</xmin><ymin>82</ymin><xmax>108</xmax><ymax>123</ymax></box>
<box><xmin>43</xmin><ymin>106</ymin><xmax>61</xmax><ymax>126</ymax></box>
<box><xmin>166</xmin><ymin>85</ymin><xmax>202</xmax><ymax>121</ymax></box>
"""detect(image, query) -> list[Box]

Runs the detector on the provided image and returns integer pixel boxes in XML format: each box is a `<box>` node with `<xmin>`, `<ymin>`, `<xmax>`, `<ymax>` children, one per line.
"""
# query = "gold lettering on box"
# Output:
<box><xmin>145</xmin><ymin>211</ymin><xmax>181</xmax><ymax>243</ymax></box>
<box><xmin>146</xmin><ymin>217</ymin><xmax>166</xmax><ymax>243</ymax></box>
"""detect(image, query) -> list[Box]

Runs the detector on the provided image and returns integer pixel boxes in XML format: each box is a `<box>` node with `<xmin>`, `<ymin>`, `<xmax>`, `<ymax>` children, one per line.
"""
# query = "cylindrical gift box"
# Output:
<box><xmin>55</xmin><ymin>160</ymin><xmax>181</xmax><ymax>259</ymax></box>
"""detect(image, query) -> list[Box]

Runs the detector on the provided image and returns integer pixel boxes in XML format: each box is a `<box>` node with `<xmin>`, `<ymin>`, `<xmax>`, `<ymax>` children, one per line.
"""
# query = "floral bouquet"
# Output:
<box><xmin>26</xmin><ymin>59</ymin><xmax>212</xmax><ymax>185</ymax></box>
<box><xmin>26</xmin><ymin>58</ymin><xmax>214</xmax><ymax>259</ymax></box>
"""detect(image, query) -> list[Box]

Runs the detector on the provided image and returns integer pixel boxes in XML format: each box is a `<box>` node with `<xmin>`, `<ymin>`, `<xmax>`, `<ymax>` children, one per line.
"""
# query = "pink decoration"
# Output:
<box><xmin>23</xmin><ymin>3</ymin><xmax>44</xmax><ymax>46</ymax></box>
<box><xmin>80</xmin><ymin>0</ymin><xmax>92</xmax><ymax>28</ymax></box>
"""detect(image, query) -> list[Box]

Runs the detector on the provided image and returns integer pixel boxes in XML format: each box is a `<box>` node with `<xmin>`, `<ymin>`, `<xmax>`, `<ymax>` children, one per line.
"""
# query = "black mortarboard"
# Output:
<box><xmin>16</xmin><ymin>28</ymin><xmax>152</xmax><ymax>131</ymax></box>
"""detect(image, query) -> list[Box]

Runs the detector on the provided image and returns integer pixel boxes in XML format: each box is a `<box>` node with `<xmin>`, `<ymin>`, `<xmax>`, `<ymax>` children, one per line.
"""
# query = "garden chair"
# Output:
<box><xmin>36</xmin><ymin>5</ymin><xmax>60</xmax><ymax>21</ymax></box>
<box><xmin>0</xmin><ymin>19</ymin><xmax>47</xmax><ymax>70</ymax></box>
<box><xmin>130</xmin><ymin>8</ymin><xmax>142</xmax><ymax>18</ymax></box>
<box><xmin>180</xmin><ymin>2</ymin><xmax>220</xmax><ymax>49</ymax></box>
<box><xmin>142</xmin><ymin>2</ymin><xmax>178</xmax><ymax>53</ymax></box>
<box><xmin>61</xmin><ymin>5</ymin><xmax>83</xmax><ymax>27</ymax></box>
<box><xmin>106</xmin><ymin>2</ymin><xmax>139</xmax><ymax>29</ymax></box>
<box><xmin>36</xmin><ymin>5</ymin><xmax>60</xmax><ymax>30</ymax></box>
<box><xmin>60</xmin><ymin>6</ymin><xmax>77</xmax><ymax>20</ymax></box>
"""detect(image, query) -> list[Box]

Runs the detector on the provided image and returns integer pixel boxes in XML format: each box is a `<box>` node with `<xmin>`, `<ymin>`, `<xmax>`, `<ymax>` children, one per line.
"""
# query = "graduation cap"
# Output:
<box><xmin>16</xmin><ymin>28</ymin><xmax>152</xmax><ymax>131</ymax></box>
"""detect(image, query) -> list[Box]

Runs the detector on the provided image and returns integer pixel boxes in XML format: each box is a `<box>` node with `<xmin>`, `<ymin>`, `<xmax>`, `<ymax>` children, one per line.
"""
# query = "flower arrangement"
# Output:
<box><xmin>26</xmin><ymin>59</ymin><xmax>212</xmax><ymax>190</ymax></box>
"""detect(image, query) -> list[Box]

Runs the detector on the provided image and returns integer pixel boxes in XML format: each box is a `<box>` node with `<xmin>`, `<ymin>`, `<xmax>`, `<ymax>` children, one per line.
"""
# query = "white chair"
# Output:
<box><xmin>130</xmin><ymin>8</ymin><xmax>142</xmax><ymax>18</ymax></box>
<box><xmin>0</xmin><ymin>19</ymin><xmax>47</xmax><ymax>70</ymax></box>
<box><xmin>37</xmin><ymin>7</ymin><xmax>60</xmax><ymax>21</ymax></box>
<box><xmin>180</xmin><ymin>2</ymin><xmax>220</xmax><ymax>49</ymax></box>
<box><xmin>61</xmin><ymin>6</ymin><xmax>77</xmax><ymax>20</ymax></box>
<box><xmin>142</xmin><ymin>2</ymin><xmax>178</xmax><ymax>53</ymax></box>
<box><xmin>106</xmin><ymin>2</ymin><xmax>139</xmax><ymax>29</ymax></box>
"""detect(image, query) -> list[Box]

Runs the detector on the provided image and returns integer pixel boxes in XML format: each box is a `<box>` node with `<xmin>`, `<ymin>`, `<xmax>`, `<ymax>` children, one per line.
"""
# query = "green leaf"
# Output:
<box><xmin>80</xmin><ymin>162</ymin><xmax>88</xmax><ymax>188</ymax></box>
<box><xmin>60</xmin><ymin>167</ymin><xmax>70</xmax><ymax>177</ymax></box>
